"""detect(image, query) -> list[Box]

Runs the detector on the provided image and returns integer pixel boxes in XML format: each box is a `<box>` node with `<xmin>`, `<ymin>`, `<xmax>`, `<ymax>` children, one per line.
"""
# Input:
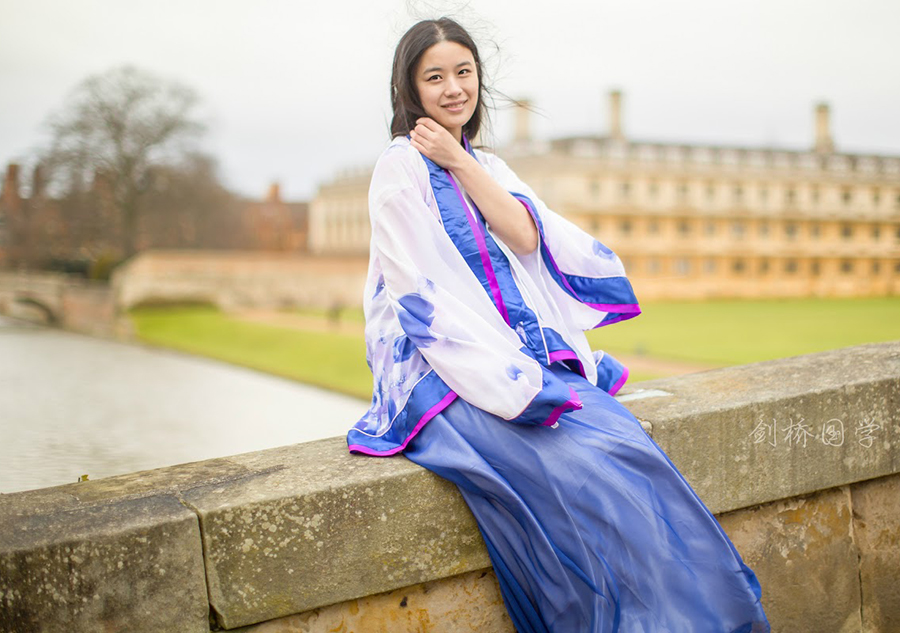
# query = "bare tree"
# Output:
<box><xmin>43</xmin><ymin>65</ymin><xmax>205</xmax><ymax>258</ymax></box>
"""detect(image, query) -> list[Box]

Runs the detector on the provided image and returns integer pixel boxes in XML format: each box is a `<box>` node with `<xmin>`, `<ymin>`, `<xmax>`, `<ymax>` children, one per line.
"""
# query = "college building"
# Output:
<box><xmin>309</xmin><ymin>91</ymin><xmax>900</xmax><ymax>299</ymax></box>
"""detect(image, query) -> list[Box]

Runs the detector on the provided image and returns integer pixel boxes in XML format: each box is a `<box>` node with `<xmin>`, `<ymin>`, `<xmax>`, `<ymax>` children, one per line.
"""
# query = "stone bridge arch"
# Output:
<box><xmin>13</xmin><ymin>295</ymin><xmax>60</xmax><ymax>325</ymax></box>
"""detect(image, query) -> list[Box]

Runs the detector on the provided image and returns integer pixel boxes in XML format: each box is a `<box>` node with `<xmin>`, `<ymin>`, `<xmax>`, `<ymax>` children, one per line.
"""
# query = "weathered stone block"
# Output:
<box><xmin>230</xmin><ymin>567</ymin><xmax>513</xmax><ymax>633</ymax></box>
<box><xmin>622</xmin><ymin>342</ymin><xmax>900</xmax><ymax>513</ymax></box>
<box><xmin>181</xmin><ymin>439</ymin><xmax>490</xmax><ymax>629</ymax></box>
<box><xmin>0</xmin><ymin>493</ymin><xmax>208</xmax><ymax>633</ymax></box>
<box><xmin>851</xmin><ymin>474</ymin><xmax>900</xmax><ymax>633</ymax></box>
<box><xmin>717</xmin><ymin>487</ymin><xmax>861</xmax><ymax>633</ymax></box>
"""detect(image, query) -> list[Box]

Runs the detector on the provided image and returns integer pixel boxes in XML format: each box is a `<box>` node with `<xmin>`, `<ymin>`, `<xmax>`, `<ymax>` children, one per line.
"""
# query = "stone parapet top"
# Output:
<box><xmin>0</xmin><ymin>341</ymin><xmax>897</xmax><ymax>630</ymax></box>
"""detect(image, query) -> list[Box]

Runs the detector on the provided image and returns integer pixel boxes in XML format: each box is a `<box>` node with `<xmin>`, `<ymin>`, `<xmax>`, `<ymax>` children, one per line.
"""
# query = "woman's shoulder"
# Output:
<box><xmin>376</xmin><ymin>135</ymin><xmax>419</xmax><ymax>165</ymax></box>
<box><xmin>371</xmin><ymin>136</ymin><xmax>428</xmax><ymax>187</ymax></box>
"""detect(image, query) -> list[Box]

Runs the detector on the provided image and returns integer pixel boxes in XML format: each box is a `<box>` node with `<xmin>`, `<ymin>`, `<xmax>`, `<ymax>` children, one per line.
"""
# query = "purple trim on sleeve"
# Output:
<box><xmin>516</xmin><ymin>197</ymin><xmax>640</xmax><ymax>316</ymax></box>
<box><xmin>547</xmin><ymin>349</ymin><xmax>586</xmax><ymax>380</ymax></box>
<box><xmin>593</xmin><ymin>310</ymin><xmax>643</xmax><ymax>328</ymax></box>
<box><xmin>609</xmin><ymin>366</ymin><xmax>629</xmax><ymax>396</ymax></box>
<box><xmin>542</xmin><ymin>387</ymin><xmax>583</xmax><ymax>426</ymax></box>
<box><xmin>585</xmin><ymin>302</ymin><xmax>642</xmax><ymax>312</ymax></box>
<box><xmin>348</xmin><ymin>390</ymin><xmax>459</xmax><ymax>456</ymax></box>
<box><xmin>446</xmin><ymin>169</ymin><xmax>511</xmax><ymax>325</ymax></box>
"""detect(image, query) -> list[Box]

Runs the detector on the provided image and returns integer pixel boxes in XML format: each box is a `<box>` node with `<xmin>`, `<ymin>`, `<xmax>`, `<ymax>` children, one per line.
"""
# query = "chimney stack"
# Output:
<box><xmin>814</xmin><ymin>102</ymin><xmax>834</xmax><ymax>153</ymax></box>
<box><xmin>514</xmin><ymin>99</ymin><xmax>532</xmax><ymax>143</ymax></box>
<box><xmin>266</xmin><ymin>182</ymin><xmax>281</xmax><ymax>203</ymax></box>
<box><xmin>609</xmin><ymin>90</ymin><xmax>624</xmax><ymax>141</ymax></box>
<box><xmin>2</xmin><ymin>164</ymin><xmax>21</xmax><ymax>211</ymax></box>
<box><xmin>31</xmin><ymin>163</ymin><xmax>45</xmax><ymax>199</ymax></box>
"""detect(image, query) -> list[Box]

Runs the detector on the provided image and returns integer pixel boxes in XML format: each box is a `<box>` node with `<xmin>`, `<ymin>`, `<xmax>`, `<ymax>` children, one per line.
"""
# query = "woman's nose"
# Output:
<box><xmin>444</xmin><ymin>77</ymin><xmax>462</xmax><ymax>96</ymax></box>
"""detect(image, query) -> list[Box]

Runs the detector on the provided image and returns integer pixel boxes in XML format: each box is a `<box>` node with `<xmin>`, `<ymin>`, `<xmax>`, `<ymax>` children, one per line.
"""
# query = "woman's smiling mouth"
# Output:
<box><xmin>442</xmin><ymin>100</ymin><xmax>467</xmax><ymax>111</ymax></box>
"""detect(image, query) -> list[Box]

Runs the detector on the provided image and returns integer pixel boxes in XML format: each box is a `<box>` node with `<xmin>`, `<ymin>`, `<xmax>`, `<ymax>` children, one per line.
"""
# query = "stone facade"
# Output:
<box><xmin>308</xmin><ymin>93</ymin><xmax>900</xmax><ymax>299</ymax></box>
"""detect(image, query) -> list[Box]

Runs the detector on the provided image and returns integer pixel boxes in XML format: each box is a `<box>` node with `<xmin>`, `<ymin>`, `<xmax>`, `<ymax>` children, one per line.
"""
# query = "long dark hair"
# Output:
<box><xmin>389</xmin><ymin>18</ymin><xmax>488</xmax><ymax>143</ymax></box>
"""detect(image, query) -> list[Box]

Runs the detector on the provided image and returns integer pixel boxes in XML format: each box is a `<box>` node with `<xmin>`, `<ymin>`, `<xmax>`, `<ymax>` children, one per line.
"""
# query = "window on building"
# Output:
<box><xmin>678</xmin><ymin>182</ymin><xmax>689</xmax><ymax>203</ymax></box>
<box><xmin>785</xmin><ymin>223</ymin><xmax>798</xmax><ymax>240</ymax></box>
<box><xmin>648</xmin><ymin>220</ymin><xmax>660</xmax><ymax>234</ymax></box>
<box><xmin>648</xmin><ymin>181</ymin><xmax>659</xmax><ymax>199</ymax></box>
<box><xmin>705</xmin><ymin>182</ymin><xmax>715</xmax><ymax>201</ymax></box>
<box><xmin>704</xmin><ymin>258</ymin><xmax>717</xmax><ymax>274</ymax></box>
<box><xmin>705</xmin><ymin>221</ymin><xmax>716</xmax><ymax>235</ymax></box>
<box><xmin>678</xmin><ymin>220</ymin><xmax>691</xmax><ymax>237</ymax></box>
<box><xmin>810</xmin><ymin>223</ymin><xmax>821</xmax><ymax>239</ymax></box>
<box><xmin>811</xmin><ymin>186</ymin><xmax>820</xmax><ymax>205</ymax></box>
<box><xmin>895</xmin><ymin>261</ymin><xmax>900</xmax><ymax>274</ymax></box>
<box><xmin>872</xmin><ymin>188</ymin><xmax>881</xmax><ymax>206</ymax></box>
<box><xmin>621</xmin><ymin>181</ymin><xmax>631</xmax><ymax>199</ymax></box>
<box><xmin>759</xmin><ymin>187</ymin><xmax>768</xmax><ymax>204</ymax></box>
<box><xmin>732</xmin><ymin>259</ymin><xmax>746</xmax><ymax>274</ymax></box>
<box><xmin>731</xmin><ymin>221</ymin><xmax>746</xmax><ymax>239</ymax></box>
<box><xmin>733</xmin><ymin>185</ymin><xmax>743</xmax><ymax>204</ymax></box>
<box><xmin>759</xmin><ymin>259</ymin><xmax>770</xmax><ymax>274</ymax></box>
<box><xmin>811</xmin><ymin>260</ymin><xmax>821</xmax><ymax>276</ymax></box>
<box><xmin>842</xmin><ymin>188</ymin><xmax>852</xmax><ymax>205</ymax></box>
<box><xmin>841</xmin><ymin>260</ymin><xmax>853</xmax><ymax>274</ymax></box>
<box><xmin>675</xmin><ymin>258</ymin><xmax>691</xmax><ymax>275</ymax></box>
<box><xmin>872</xmin><ymin>225</ymin><xmax>881</xmax><ymax>240</ymax></box>
<box><xmin>620</xmin><ymin>219</ymin><xmax>632</xmax><ymax>235</ymax></box>
<box><xmin>785</xmin><ymin>188</ymin><xmax>796</xmax><ymax>205</ymax></box>
<box><xmin>873</xmin><ymin>261</ymin><xmax>881</xmax><ymax>274</ymax></box>
<box><xmin>841</xmin><ymin>224</ymin><xmax>853</xmax><ymax>240</ymax></box>
<box><xmin>590</xmin><ymin>218</ymin><xmax>601</xmax><ymax>234</ymax></box>
<box><xmin>758</xmin><ymin>222</ymin><xmax>769</xmax><ymax>237</ymax></box>
<box><xmin>648</xmin><ymin>258</ymin><xmax>661</xmax><ymax>274</ymax></box>
<box><xmin>590</xmin><ymin>180</ymin><xmax>601</xmax><ymax>198</ymax></box>
<box><xmin>785</xmin><ymin>259</ymin><xmax>798</xmax><ymax>274</ymax></box>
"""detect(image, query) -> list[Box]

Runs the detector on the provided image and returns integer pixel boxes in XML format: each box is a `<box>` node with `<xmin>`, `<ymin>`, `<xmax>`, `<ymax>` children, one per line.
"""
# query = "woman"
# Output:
<box><xmin>347</xmin><ymin>17</ymin><xmax>770</xmax><ymax>633</ymax></box>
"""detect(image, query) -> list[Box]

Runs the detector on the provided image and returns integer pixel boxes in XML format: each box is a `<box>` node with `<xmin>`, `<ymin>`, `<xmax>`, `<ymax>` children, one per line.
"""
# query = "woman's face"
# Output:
<box><xmin>414</xmin><ymin>40</ymin><xmax>478</xmax><ymax>143</ymax></box>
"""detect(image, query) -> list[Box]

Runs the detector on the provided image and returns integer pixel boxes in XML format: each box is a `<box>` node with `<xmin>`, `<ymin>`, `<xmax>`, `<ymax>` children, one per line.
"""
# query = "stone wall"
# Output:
<box><xmin>1</xmin><ymin>342</ymin><xmax>898</xmax><ymax>632</ymax></box>
<box><xmin>111</xmin><ymin>250</ymin><xmax>369</xmax><ymax>311</ymax></box>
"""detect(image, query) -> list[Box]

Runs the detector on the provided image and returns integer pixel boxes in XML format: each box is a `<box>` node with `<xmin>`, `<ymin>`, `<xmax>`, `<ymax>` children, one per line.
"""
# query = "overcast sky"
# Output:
<box><xmin>1</xmin><ymin>0</ymin><xmax>898</xmax><ymax>200</ymax></box>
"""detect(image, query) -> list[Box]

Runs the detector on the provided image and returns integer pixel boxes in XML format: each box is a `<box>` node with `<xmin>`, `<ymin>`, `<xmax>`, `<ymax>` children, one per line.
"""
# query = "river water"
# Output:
<box><xmin>0</xmin><ymin>316</ymin><xmax>368</xmax><ymax>494</ymax></box>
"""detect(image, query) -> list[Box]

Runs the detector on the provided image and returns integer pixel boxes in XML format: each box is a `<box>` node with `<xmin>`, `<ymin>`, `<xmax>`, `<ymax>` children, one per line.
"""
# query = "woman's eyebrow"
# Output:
<box><xmin>422</xmin><ymin>60</ymin><xmax>473</xmax><ymax>75</ymax></box>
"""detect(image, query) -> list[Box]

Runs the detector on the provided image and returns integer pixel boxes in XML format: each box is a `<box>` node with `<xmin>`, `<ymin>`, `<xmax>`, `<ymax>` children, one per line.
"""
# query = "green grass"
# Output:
<box><xmin>129</xmin><ymin>305</ymin><xmax>371</xmax><ymax>400</ymax></box>
<box><xmin>588</xmin><ymin>296</ymin><xmax>900</xmax><ymax>366</ymax></box>
<box><xmin>129</xmin><ymin>298</ymin><xmax>900</xmax><ymax>399</ymax></box>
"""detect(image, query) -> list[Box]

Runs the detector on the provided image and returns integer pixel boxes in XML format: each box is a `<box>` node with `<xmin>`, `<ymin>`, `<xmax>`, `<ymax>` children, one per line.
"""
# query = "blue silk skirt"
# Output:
<box><xmin>404</xmin><ymin>363</ymin><xmax>770</xmax><ymax>633</ymax></box>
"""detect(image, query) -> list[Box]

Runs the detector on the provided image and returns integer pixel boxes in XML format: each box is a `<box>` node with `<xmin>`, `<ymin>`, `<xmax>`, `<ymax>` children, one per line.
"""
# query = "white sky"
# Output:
<box><xmin>1</xmin><ymin>0</ymin><xmax>898</xmax><ymax>200</ymax></box>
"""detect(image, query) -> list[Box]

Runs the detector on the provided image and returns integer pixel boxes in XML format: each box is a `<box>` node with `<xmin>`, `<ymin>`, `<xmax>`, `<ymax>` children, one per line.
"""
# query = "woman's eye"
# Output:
<box><xmin>428</xmin><ymin>74</ymin><xmax>440</xmax><ymax>81</ymax></box>
<box><xmin>459</xmin><ymin>69</ymin><xmax>470</xmax><ymax>75</ymax></box>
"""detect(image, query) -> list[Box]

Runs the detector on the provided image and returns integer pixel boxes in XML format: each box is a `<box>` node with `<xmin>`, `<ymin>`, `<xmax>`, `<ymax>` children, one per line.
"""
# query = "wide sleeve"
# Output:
<box><xmin>481</xmin><ymin>152</ymin><xmax>641</xmax><ymax>331</ymax></box>
<box><xmin>370</xmin><ymin>144</ymin><xmax>581</xmax><ymax>425</ymax></box>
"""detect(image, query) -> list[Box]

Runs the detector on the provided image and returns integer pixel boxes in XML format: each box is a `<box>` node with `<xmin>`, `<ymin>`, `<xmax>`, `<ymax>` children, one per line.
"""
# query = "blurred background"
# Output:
<box><xmin>1</xmin><ymin>0</ymin><xmax>899</xmax><ymax>493</ymax></box>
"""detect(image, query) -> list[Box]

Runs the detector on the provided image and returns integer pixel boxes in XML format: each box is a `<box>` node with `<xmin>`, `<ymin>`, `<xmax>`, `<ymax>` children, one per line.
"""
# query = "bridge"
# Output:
<box><xmin>0</xmin><ymin>271</ymin><xmax>116</xmax><ymax>337</ymax></box>
<box><xmin>1</xmin><ymin>342</ymin><xmax>898</xmax><ymax>632</ymax></box>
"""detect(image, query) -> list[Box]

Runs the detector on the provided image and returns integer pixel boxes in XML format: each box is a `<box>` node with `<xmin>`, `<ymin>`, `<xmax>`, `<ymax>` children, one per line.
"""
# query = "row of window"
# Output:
<box><xmin>580</xmin><ymin>143</ymin><xmax>900</xmax><ymax>175</ymax></box>
<box><xmin>621</xmin><ymin>257</ymin><xmax>900</xmax><ymax>276</ymax></box>
<box><xmin>581</xmin><ymin>180</ymin><xmax>900</xmax><ymax>211</ymax></box>
<box><xmin>590</xmin><ymin>218</ymin><xmax>900</xmax><ymax>242</ymax></box>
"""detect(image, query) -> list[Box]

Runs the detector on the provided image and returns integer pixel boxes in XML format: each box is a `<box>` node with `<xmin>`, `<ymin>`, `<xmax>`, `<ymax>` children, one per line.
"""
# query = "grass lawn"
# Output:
<box><xmin>129</xmin><ymin>305</ymin><xmax>371</xmax><ymax>400</ymax></box>
<box><xmin>130</xmin><ymin>297</ymin><xmax>900</xmax><ymax>399</ymax></box>
<box><xmin>588</xmin><ymin>296</ymin><xmax>900</xmax><ymax>366</ymax></box>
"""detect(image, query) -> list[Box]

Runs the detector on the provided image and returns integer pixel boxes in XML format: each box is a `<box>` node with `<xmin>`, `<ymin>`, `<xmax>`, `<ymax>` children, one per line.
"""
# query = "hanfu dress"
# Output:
<box><xmin>346</xmin><ymin>135</ymin><xmax>770</xmax><ymax>633</ymax></box>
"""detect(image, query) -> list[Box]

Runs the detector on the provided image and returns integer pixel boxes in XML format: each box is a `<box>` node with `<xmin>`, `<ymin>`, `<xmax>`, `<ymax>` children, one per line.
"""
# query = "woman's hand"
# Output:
<box><xmin>411</xmin><ymin>118</ymin><xmax>539</xmax><ymax>255</ymax></box>
<box><xmin>409</xmin><ymin>118</ymin><xmax>471</xmax><ymax>171</ymax></box>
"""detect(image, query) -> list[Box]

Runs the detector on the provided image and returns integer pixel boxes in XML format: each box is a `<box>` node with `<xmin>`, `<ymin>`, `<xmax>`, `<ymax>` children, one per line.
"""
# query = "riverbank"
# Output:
<box><xmin>0</xmin><ymin>319</ymin><xmax>365</xmax><ymax>493</ymax></box>
<box><xmin>128</xmin><ymin>296</ymin><xmax>900</xmax><ymax>397</ymax></box>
